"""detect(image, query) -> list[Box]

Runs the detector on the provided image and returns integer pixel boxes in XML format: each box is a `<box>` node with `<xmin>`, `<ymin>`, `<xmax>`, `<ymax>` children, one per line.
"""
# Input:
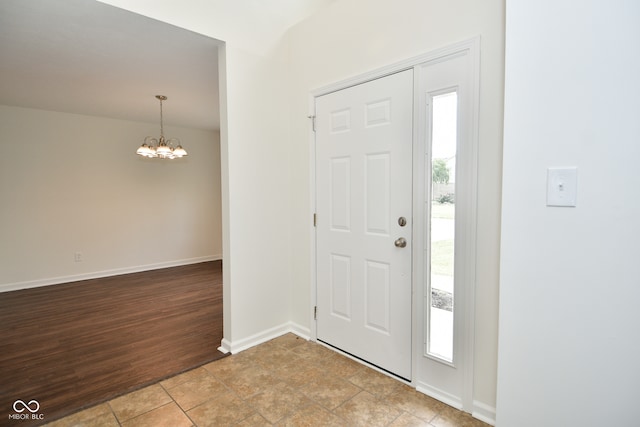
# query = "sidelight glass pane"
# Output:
<box><xmin>427</xmin><ymin>91</ymin><xmax>457</xmax><ymax>363</ymax></box>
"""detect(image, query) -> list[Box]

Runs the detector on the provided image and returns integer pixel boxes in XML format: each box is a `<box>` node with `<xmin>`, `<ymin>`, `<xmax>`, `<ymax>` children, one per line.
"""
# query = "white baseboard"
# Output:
<box><xmin>289</xmin><ymin>322</ymin><xmax>311</xmax><ymax>340</ymax></box>
<box><xmin>0</xmin><ymin>255</ymin><xmax>222</xmax><ymax>293</ymax></box>
<box><xmin>472</xmin><ymin>400</ymin><xmax>496</xmax><ymax>426</ymax></box>
<box><xmin>416</xmin><ymin>381</ymin><xmax>463</xmax><ymax>410</ymax></box>
<box><xmin>415</xmin><ymin>383</ymin><xmax>495</xmax><ymax>425</ymax></box>
<box><xmin>217</xmin><ymin>338</ymin><xmax>232</xmax><ymax>354</ymax></box>
<box><xmin>221</xmin><ymin>322</ymin><xmax>310</xmax><ymax>354</ymax></box>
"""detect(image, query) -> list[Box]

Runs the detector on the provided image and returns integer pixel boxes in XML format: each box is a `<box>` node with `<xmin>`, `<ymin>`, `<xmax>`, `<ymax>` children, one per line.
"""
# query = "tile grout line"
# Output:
<box><xmin>158</xmin><ymin>381</ymin><xmax>197</xmax><ymax>427</ymax></box>
<box><xmin>105</xmin><ymin>401</ymin><xmax>122</xmax><ymax>427</ymax></box>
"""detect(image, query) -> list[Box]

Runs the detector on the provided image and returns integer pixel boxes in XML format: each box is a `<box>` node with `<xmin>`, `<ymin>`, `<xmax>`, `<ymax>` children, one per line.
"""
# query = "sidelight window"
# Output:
<box><xmin>427</xmin><ymin>91</ymin><xmax>457</xmax><ymax>363</ymax></box>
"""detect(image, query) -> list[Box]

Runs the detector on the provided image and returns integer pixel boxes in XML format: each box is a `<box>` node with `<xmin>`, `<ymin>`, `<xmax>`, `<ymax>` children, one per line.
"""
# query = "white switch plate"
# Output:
<box><xmin>547</xmin><ymin>167</ymin><xmax>577</xmax><ymax>207</ymax></box>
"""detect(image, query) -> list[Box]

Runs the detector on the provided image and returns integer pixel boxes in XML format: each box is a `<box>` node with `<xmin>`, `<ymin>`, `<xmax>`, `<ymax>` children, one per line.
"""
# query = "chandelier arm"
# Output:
<box><xmin>144</xmin><ymin>136</ymin><xmax>158</xmax><ymax>146</ymax></box>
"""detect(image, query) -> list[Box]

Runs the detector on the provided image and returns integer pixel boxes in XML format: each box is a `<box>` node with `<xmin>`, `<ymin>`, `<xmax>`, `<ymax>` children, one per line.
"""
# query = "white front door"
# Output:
<box><xmin>315</xmin><ymin>69</ymin><xmax>413</xmax><ymax>380</ymax></box>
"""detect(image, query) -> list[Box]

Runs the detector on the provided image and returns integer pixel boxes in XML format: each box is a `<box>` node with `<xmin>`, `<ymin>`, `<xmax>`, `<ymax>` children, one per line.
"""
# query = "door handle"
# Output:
<box><xmin>394</xmin><ymin>237</ymin><xmax>407</xmax><ymax>248</ymax></box>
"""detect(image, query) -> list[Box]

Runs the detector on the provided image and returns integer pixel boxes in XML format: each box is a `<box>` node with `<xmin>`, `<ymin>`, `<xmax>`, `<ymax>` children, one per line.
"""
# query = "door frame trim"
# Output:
<box><xmin>309</xmin><ymin>37</ymin><xmax>480</xmax><ymax>410</ymax></box>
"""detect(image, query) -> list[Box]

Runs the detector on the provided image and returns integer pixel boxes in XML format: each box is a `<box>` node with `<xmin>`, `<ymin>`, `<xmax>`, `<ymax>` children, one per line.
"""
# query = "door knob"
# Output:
<box><xmin>394</xmin><ymin>237</ymin><xmax>407</xmax><ymax>248</ymax></box>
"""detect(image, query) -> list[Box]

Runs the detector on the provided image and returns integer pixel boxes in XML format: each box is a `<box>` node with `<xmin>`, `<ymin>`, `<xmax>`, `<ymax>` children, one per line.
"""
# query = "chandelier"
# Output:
<box><xmin>136</xmin><ymin>95</ymin><xmax>187</xmax><ymax>159</ymax></box>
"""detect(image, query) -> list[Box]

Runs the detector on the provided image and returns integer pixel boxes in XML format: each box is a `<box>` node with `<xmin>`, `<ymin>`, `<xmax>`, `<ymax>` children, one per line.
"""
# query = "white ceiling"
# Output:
<box><xmin>0</xmin><ymin>0</ymin><xmax>221</xmax><ymax>130</ymax></box>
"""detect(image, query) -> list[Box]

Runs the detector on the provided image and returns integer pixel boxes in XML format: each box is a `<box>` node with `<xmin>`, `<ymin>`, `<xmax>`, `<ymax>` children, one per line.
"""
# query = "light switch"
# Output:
<box><xmin>547</xmin><ymin>167</ymin><xmax>577</xmax><ymax>207</ymax></box>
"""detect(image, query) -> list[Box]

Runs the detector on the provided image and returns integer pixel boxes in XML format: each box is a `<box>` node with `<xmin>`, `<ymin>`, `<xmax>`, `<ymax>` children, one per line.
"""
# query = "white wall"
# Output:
<box><xmin>0</xmin><ymin>105</ymin><xmax>221</xmax><ymax>290</ymax></box>
<box><xmin>285</xmin><ymin>0</ymin><xmax>504</xmax><ymax>412</ymax></box>
<box><xmin>497</xmin><ymin>1</ymin><xmax>640</xmax><ymax>425</ymax></box>
<box><xmin>221</xmin><ymin>44</ymin><xmax>296</xmax><ymax>343</ymax></box>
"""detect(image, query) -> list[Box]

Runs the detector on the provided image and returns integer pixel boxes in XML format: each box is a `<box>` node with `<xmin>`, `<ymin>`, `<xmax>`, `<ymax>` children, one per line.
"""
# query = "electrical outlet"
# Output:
<box><xmin>74</xmin><ymin>252</ymin><xmax>83</xmax><ymax>262</ymax></box>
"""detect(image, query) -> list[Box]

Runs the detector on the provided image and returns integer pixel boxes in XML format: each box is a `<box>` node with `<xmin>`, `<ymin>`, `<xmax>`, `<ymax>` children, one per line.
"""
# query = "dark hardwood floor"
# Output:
<box><xmin>0</xmin><ymin>261</ymin><xmax>224</xmax><ymax>426</ymax></box>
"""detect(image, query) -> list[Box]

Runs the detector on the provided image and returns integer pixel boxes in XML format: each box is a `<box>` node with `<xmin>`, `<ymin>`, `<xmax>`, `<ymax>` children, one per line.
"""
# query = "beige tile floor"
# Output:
<box><xmin>45</xmin><ymin>334</ymin><xmax>489</xmax><ymax>427</ymax></box>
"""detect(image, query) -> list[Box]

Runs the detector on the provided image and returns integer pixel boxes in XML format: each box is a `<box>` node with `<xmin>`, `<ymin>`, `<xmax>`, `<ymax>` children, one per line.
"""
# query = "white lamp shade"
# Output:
<box><xmin>156</xmin><ymin>144</ymin><xmax>171</xmax><ymax>155</ymax></box>
<box><xmin>136</xmin><ymin>144</ymin><xmax>155</xmax><ymax>157</ymax></box>
<box><xmin>173</xmin><ymin>146</ymin><xmax>187</xmax><ymax>157</ymax></box>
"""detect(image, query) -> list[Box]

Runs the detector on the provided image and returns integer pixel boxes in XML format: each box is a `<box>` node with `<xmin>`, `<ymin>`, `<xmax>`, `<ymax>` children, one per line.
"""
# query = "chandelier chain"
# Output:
<box><xmin>159</xmin><ymin>98</ymin><xmax>164</xmax><ymax>138</ymax></box>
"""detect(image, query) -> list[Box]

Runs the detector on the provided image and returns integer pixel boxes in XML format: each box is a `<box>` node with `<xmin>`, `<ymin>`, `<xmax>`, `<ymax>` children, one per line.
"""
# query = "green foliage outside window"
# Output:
<box><xmin>432</xmin><ymin>158</ymin><xmax>450</xmax><ymax>184</ymax></box>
